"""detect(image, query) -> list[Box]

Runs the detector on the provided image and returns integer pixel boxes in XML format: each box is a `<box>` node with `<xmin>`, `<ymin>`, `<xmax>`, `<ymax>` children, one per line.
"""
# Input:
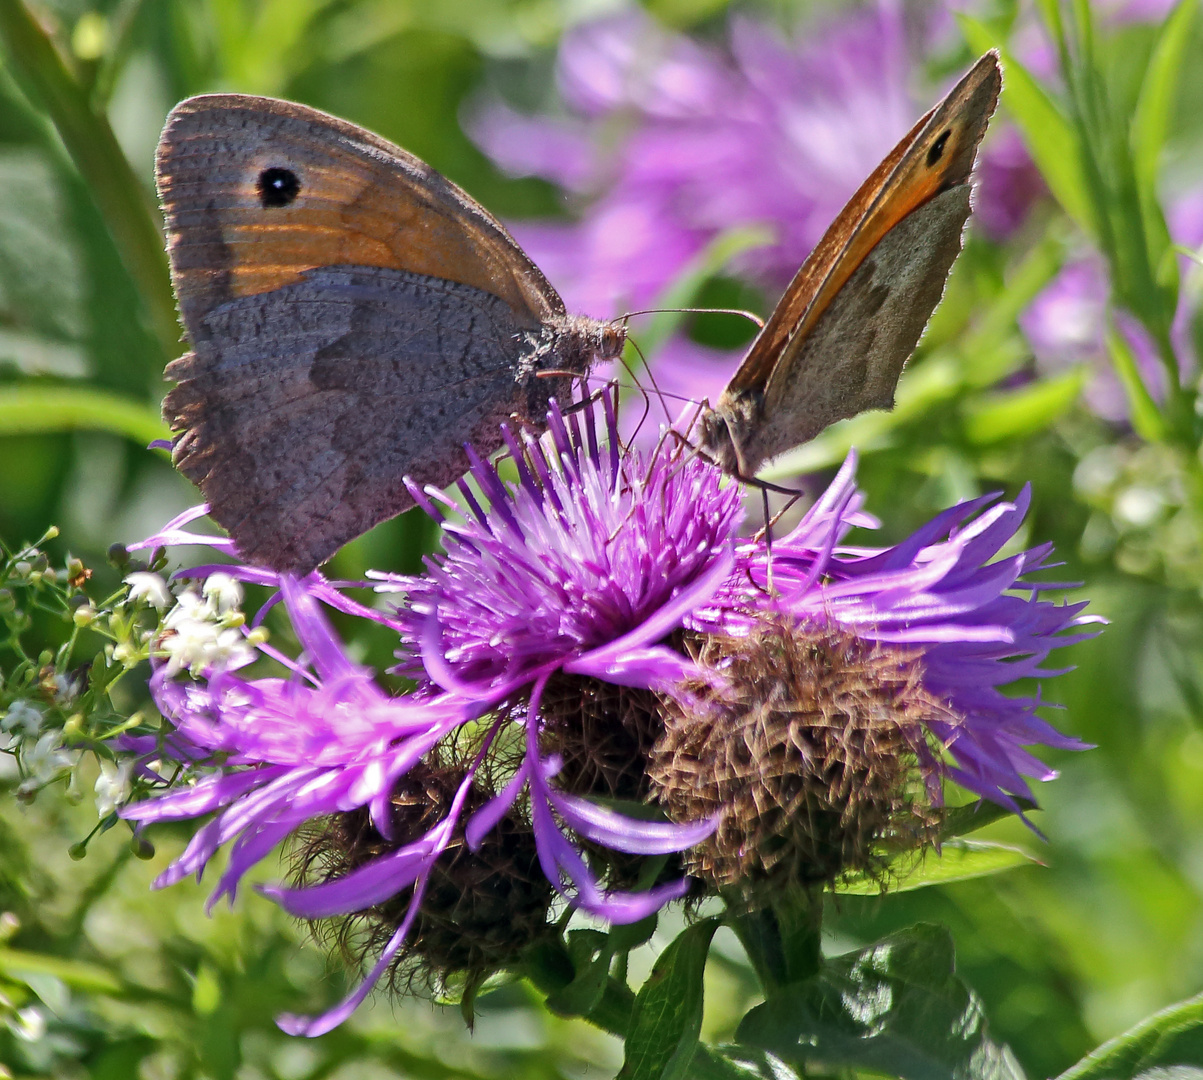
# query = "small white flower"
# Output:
<box><xmin>124</xmin><ymin>571</ymin><xmax>171</xmax><ymax>610</ymax></box>
<box><xmin>163</xmin><ymin>588</ymin><xmax>206</xmax><ymax>630</ymax></box>
<box><xmin>159</xmin><ymin>615</ymin><xmax>255</xmax><ymax>678</ymax></box>
<box><xmin>94</xmin><ymin>759</ymin><xmax>133</xmax><ymax>817</ymax></box>
<box><xmin>203</xmin><ymin>572</ymin><xmax>243</xmax><ymax>614</ymax></box>
<box><xmin>13</xmin><ymin>1005</ymin><xmax>46</xmax><ymax>1041</ymax></box>
<box><xmin>24</xmin><ymin>732</ymin><xmax>77</xmax><ymax>783</ymax></box>
<box><xmin>158</xmin><ymin>578</ymin><xmax>255</xmax><ymax>677</ymax></box>
<box><xmin>160</xmin><ymin>618</ymin><xmax>215</xmax><ymax>677</ymax></box>
<box><xmin>1</xmin><ymin>700</ymin><xmax>42</xmax><ymax>737</ymax></box>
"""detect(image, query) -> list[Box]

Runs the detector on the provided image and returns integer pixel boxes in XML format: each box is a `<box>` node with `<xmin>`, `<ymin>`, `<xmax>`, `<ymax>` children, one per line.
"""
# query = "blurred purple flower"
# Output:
<box><xmin>975</xmin><ymin>125</ymin><xmax>1048</xmax><ymax>240</ymax></box>
<box><xmin>471</xmin><ymin>6</ymin><xmax>922</xmax><ymax>319</ymax></box>
<box><xmin>1021</xmin><ymin>187</ymin><xmax>1203</xmax><ymax>423</ymax></box>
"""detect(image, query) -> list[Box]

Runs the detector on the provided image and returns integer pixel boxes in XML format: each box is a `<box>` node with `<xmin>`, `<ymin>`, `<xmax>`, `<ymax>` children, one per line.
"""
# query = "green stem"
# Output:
<box><xmin>729</xmin><ymin>908</ymin><xmax>789</xmax><ymax>993</ymax></box>
<box><xmin>0</xmin><ymin>0</ymin><xmax>179</xmax><ymax>361</ymax></box>
<box><xmin>728</xmin><ymin>891</ymin><xmax>822</xmax><ymax>993</ymax></box>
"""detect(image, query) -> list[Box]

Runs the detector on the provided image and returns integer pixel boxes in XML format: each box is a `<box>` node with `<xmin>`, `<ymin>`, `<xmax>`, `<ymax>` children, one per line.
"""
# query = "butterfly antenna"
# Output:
<box><xmin>620</xmin><ymin>306</ymin><xmax>767</xmax><ymax>329</ymax></box>
<box><xmin>614</xmin><ymin>343</ymin><xmax>654</xmax><ymax>445</ymax></box>
<box><xmin>624</xmin><ymin>334</ymin><xmax>675</xmax><ymax>428</ymax></box>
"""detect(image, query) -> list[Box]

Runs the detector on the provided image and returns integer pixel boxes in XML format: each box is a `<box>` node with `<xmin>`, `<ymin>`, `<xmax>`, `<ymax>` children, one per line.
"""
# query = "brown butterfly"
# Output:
<box><xmin>157</xmin><ymin>50</ymin><xmax>999</xmax><ymax>574</ymax></box>
<box><xmin>157</xmin><ymin>101</ymin><xmax>625</xmax><ymax>573</ymax></box>
<box><xmin>700</xmin><ymin>50</ymin><xmax>1001</xmax><ymax>477</ymax></box>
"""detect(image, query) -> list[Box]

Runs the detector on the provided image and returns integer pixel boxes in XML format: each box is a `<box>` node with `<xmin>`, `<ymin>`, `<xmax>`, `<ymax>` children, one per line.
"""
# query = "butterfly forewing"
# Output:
<box><xmin>156</xmin><ymin>96</ymin><xmax>616</xmax><ymax>573</ymax></box>
<box><xmin>706</xmin><ymin>51</ymin><xmax>1002</xmax><ymax>476</ymax></box>
<box><xmin>156</xmin><ymin>94</ymin><xmax>566</xmax><ymax>336</ymax></box>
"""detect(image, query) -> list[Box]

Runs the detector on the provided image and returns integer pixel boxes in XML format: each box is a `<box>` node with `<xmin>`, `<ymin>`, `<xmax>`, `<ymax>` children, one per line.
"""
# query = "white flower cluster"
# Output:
<box><xmin>156</xmin><ymin>572</ymin><xmax>258</xmax><ymax>677</ymax></box>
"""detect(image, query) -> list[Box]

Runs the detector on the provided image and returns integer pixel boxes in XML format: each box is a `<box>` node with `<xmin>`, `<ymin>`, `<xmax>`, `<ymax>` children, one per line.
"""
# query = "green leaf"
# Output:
<box><xmin>694</xmin><ymin>1044</ymin><xmax>798</xmax><ymax>1079</ymax></box>
<box><xmin>545</xmin><ymin>929</ymin><xmax>612</xmax><ymax>1017</ymax></box>
<box><xmin>959</xmin><ymin>16</ymin><xmax>1096</xmax><ymax>239</ymax></box>
<box><xmin>1106</xmin><ymin>327</ymin><xmax>1170</xmax><ymax>442</ymax></box>
<box><xmin>1056</xmin><ymin>990</ymin><xmax>1203</xmax><ymax>1079</ymax></box>
<box><xmin>736</xmin><ymin>924</ymin><xmax>1025</xmax><ymax>1080</ymax></box>
<box><xmin>938</xmin><ymin>798</ymin><xmax>1037</xmax><ymax>841</ymax></box>
<box><xmin>960</xmin><ymin>368</ymin><xmax>1088</xmax><ymax>444</ymax></box>
<box><xmin>1131</xmin><ymin>0</ymin><xmax>1198</xmax><ymax>271</ymax></box>
<box><xmin>0</xmin><ymin>946</ymin><xmax>125</xmax><ymax>996</ymax></box>
<box><xmin>611</xmin><ymin>914</ymin><xmax>659</xmax><ymax>952</ymax></box>
<box><xmin>835</xmin><ymin>840</ymin><xmax>1042</xmax><ymax>897</ymax></box>
<box><xmin>0</xmin><ymin>385</ymin><xmax>169</xmax><ymax>446</ymax></box>
<box><xmin>619</xmin><ymin>917</ymin><xmax>720</xmax><ymax>1080</ymax></box>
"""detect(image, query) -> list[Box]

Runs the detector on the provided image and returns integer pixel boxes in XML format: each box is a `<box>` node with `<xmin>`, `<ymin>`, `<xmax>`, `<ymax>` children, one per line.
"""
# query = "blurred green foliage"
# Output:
<box><xmin>4</xmin><ymin>0</ymin><xmax>1203</xmax><ymax>1077</ymax></box>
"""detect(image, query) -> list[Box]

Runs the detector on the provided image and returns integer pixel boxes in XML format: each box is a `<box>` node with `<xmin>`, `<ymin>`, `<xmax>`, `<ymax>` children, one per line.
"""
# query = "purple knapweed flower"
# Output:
<box><xmin>121</xmin><ymin>391</ymin><xmax>1094</xmax><ymax>1034</ymax></box>
<box><xmin>689</xmin><ymin>454</ymin><xmax>1100</xmax><ymax>814</ymax></box>
<box><xmin>120</xmin><ymin>393</ymin><xmax>728</xmax><ymax>1035</ymax></box>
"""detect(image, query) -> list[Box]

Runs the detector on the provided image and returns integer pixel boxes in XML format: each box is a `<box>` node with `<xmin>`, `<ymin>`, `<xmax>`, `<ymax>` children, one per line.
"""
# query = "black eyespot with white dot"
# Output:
<box><xmin>258</xmin><ymin>166</ymin><xmax>300</xmax><ymax>208</ymax></box>
<box><xmin>926</xmin><ymin>129</ymin><xmax>952</xmax><ymax>169</ymax></box>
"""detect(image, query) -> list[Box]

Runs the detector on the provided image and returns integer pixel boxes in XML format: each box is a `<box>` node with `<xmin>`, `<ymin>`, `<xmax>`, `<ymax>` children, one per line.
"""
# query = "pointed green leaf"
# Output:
<box><xmin>961</xmin><ymin>367</ymin><xmax>1088</xmax><ymax>444</ymax></box>
<box><xmin>835</xmin><ymin>840</ymin><xmax>1042</xmax><ymax>897</ymax></box>
<box><xmin>938</xmin><ymin>798</ymin><xmax>1037</xmax><ymax>841</ymax></box>
<box><xmin>619</xmin><ymin>917</ymin><xmax>721</xmax><ymax>1080</ymax></box>
<box><xmin>736</xmin><ymin>924</ymin><xmax>1025</xmax><ymax>1080</ymax></box>
<box><xmin>959</xmin><ymin>16</ymin><xmax>1095</xmax><ymax>238</ymax></box>
<box><xmin>1106</xmin><ymin>327</ymin><xmax>1170</xmax><ymax>442</ymax></box>
<box><xmin>545</xmin><ymin>929</ymin><xmax>613</xmax><ymax>1017</ymax></box>
<box><xmin>1056</xmin><ymin>990</ymin><xmax>1203</xmax><ymax>1079</ymax></box>
<box><xmin>1132</xmin><ymin>1</ymin><xmax>1198</xmax><ymax>240</ymax></box>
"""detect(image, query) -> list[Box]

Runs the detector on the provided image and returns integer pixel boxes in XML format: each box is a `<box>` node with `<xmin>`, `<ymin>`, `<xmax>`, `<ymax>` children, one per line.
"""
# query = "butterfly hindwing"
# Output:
<box><xmin>164</xmin><ymin>267</ymin><xmax>553</xmax><ymax>571</ymax></box>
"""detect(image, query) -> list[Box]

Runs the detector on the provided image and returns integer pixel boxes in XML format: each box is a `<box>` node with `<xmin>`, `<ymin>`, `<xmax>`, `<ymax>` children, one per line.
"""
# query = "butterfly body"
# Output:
<box><xmin>157</xmin><ymin>95</ymin><xmax>624</xmax><ymax>572</ymax></box>
<box><xmin>700</xmin><ymin>51</ymin><xmax>1001</xmax><ymax>478</ymax></box>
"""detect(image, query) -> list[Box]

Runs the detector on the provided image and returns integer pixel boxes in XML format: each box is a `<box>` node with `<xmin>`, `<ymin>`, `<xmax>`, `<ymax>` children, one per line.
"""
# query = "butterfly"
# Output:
<box><xmin>157</xmin><ymin>100</ymin><xmax>624</xmax><ymax>572</ymax></box>
<box><xmin>156</xmin><ymin>50</ymin><xmax>1000</xmax><ymax>573</ymax></box>
<box><xmin>700</xmin><ymin>50</ymin><xmax>1000</xmax><ymax>477</ymax></box>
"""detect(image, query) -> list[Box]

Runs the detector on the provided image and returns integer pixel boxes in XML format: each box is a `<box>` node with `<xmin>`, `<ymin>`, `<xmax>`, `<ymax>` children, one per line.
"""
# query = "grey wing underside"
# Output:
<box><xmin>165</xmin><ymin>266</ymin><xmax>542</xmax><ymax>572</ymax></box>
<box><xmin>738</xmin><ymin>186</ymin><xmax>971</xmax><ymax>473</ymax></box>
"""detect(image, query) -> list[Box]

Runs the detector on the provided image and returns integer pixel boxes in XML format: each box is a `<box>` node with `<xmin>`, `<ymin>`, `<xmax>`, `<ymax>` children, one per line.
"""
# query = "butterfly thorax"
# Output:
<box><xmin>699</xmin><ymin>395</ymin><xmax>760</xmax><ymax>479</ymax></box>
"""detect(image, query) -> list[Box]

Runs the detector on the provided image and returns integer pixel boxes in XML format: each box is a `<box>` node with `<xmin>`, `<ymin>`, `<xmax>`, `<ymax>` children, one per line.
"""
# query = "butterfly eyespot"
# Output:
<box><xmin>258</xmin><ymin>166</ymin><xmax>300</xmax><ymax>208</ymax></box>
<box><xmin>926</xmin><ymin>129</ymin><xmax>952</xmax><ymax>168</ymax></box>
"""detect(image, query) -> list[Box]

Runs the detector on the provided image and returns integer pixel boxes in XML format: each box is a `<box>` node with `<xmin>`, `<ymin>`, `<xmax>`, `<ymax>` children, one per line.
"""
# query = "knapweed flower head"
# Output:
<box><xmin>689</xmin><ymin>456</ymin><xmax>1098</xmax><ymax>815</ymax></box>
<box><xmin>122</xmin><ymin>391</ymin><xmax>1095</xmax><ymax>1035</ymax></box>
<box><xmin>650</xmin><ymin>618</ymin><xmax>952</xmax><ymax>898</ymax></box>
